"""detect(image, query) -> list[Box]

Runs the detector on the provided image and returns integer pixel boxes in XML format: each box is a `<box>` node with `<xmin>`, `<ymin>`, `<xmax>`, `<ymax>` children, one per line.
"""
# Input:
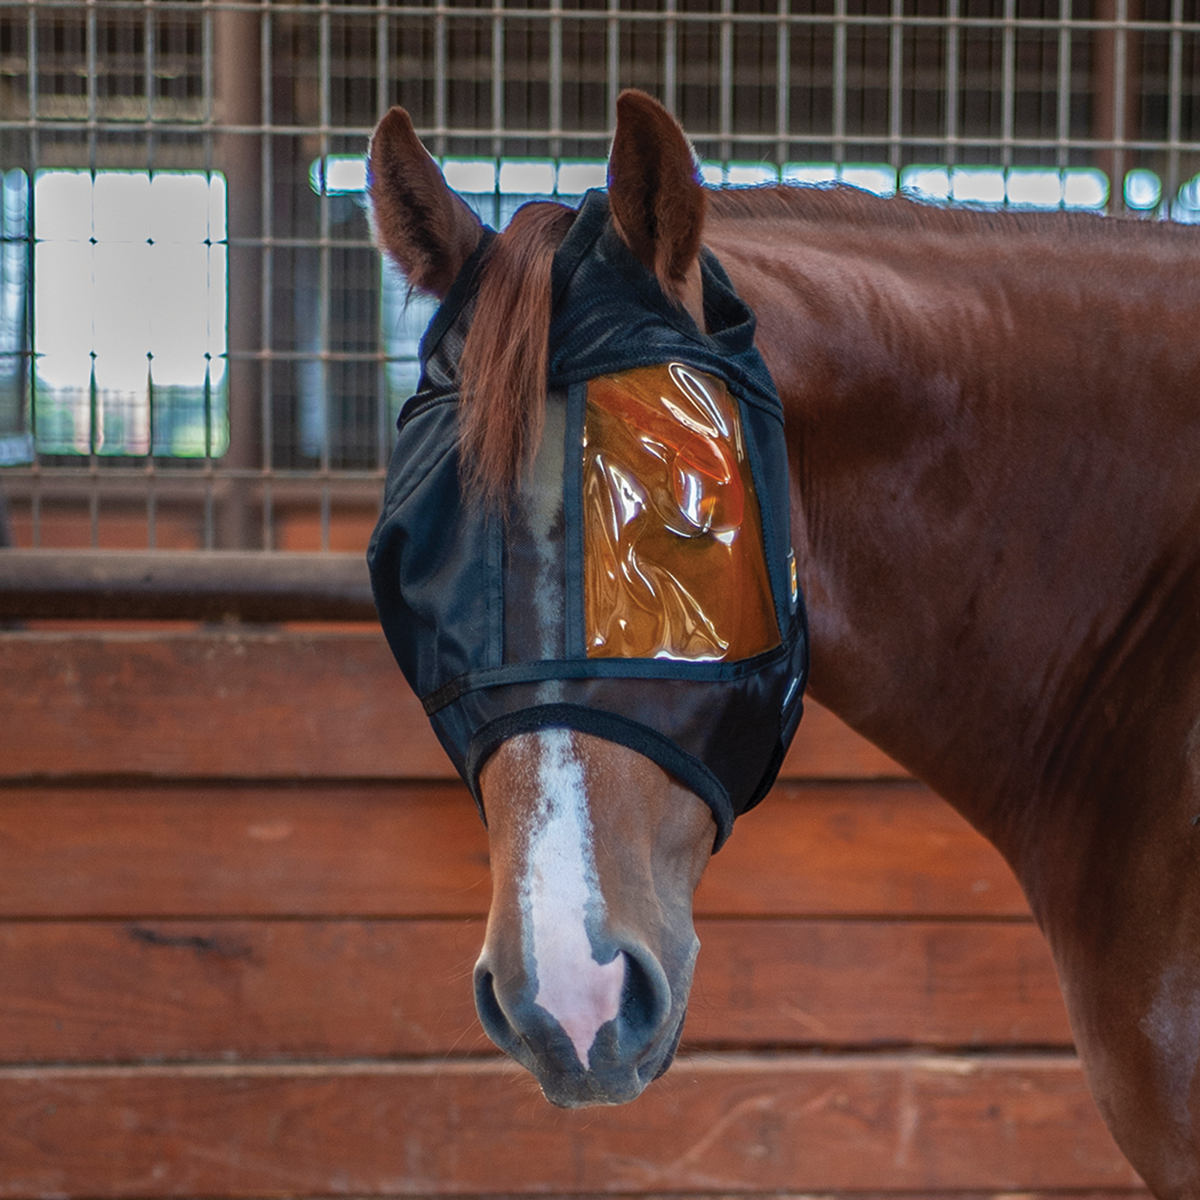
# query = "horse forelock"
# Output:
<box><xmin>458</xmin><ymin>200</ymin><xmax>578</xmax><ymax>507</ymax></box>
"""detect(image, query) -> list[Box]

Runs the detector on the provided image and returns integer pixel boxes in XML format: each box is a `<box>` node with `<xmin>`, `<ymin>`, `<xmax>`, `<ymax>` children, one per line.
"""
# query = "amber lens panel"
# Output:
<box><xmin>583</xmin><ymin>363</ymin><xmax>780</xmax><ymax>661</ymax></box>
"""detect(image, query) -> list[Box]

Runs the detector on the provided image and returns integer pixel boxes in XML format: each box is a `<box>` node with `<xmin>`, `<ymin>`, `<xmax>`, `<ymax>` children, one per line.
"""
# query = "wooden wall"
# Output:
<box><xmin>0</xmin><ymin>627</ymin><xmax>1149</xmax><ymax>1199</ymax></box>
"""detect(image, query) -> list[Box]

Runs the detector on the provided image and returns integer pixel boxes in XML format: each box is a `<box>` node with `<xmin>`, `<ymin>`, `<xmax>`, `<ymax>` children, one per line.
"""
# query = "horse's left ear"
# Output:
<box><xmin>607</xmin><ymin>90</ymin><xmax>706</xmax><ymax>305</ymax></box>
<box><xmin>368</xmin><ymin>106</ymin><xmax>484</xmax><ymax>298</ymax></box>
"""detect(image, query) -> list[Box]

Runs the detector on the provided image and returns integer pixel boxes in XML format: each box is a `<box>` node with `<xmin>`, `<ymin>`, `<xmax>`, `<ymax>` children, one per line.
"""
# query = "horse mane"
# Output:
<box><xmin>707</xmin><ymin>180</ymin><xmax>1200</xmax><ymax>243</ymax></box>
<box><xmin>458</xmin><ymin>200</ymin><xmax>577</xmax><ymax>507</ymax></box>
<box><xmin>457</xmin><ymin>182</ymin><xmax>1199</xmax><ymax>506</ymax></box>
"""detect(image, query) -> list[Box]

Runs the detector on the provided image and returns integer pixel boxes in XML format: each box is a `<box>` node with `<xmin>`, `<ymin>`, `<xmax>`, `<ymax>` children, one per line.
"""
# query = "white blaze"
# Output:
<box><xmin>525</xmin><ymin>728</ymin><xmax>625</xmax><ymax>1068</ymax></box>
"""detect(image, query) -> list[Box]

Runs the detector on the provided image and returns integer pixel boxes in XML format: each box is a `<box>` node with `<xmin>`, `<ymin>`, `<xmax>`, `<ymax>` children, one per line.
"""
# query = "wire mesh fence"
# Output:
<box><xmin>0</xmin><ymin>0</ymin><xmax>1197</xmax><ymax>553</ymax></box>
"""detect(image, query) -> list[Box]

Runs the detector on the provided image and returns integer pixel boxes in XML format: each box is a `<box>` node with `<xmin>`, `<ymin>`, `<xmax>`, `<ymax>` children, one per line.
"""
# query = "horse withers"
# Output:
<box><xmin>367</xmin><ymin>92</ymin><xmax>1200</xmax><ymax>1197</ymax></box>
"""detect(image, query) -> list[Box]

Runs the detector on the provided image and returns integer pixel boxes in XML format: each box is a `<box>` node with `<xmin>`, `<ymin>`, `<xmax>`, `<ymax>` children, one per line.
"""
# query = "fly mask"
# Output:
<box><xmin>368</xmin><ymin>190</ymin><xmax>808</xmax><ymax>848</ymax></box>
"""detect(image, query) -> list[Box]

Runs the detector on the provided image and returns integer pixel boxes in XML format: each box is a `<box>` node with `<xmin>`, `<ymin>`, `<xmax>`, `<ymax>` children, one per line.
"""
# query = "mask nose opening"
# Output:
<box><xmin>464</xmin><ymin>702</ymin><xmax>736</xmax><ymax>849</ymax></box>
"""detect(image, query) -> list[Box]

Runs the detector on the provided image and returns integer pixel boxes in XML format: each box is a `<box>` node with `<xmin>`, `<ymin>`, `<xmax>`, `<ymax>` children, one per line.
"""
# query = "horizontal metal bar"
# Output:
<box><xmin>15</xmin><ymin>0</ymin><xmax>1200</xmax><ymax>29</ymax></box>
<box><xmin>4</xmin><ymin>119</ymin><xmax>1198</xmax><ymax>156</ymax></box>
<box><xmin>0</xmin><ymin>549</ymin><xmax>376</xmax><ymax>622</ymax></box>
<box><xmin>0</xmin><ymin>468</ymin><xmax>386</xmax><ymax>489</ymax></box>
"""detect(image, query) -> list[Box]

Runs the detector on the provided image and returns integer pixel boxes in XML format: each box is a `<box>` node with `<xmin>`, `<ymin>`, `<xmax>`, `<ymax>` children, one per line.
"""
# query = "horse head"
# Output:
<box><xmin>366</xmin><ymin>93</ymin><xmax>806</xmax><ymax>1107</ymax></box>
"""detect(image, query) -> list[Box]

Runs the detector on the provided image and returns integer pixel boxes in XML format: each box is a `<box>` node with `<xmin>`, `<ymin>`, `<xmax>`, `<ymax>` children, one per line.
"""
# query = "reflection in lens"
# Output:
<box><xmin>583</xmin><ymin>364</ymin><xmax>779</xmax><ymax>662</ymax></box>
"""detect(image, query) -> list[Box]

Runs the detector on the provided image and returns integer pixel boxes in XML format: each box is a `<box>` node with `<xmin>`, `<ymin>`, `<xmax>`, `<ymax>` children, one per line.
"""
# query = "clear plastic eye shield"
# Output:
<box><xmin>368</xmin><ymin>191</ymin><xmax>808</xmax><ymax>848</ymax></box>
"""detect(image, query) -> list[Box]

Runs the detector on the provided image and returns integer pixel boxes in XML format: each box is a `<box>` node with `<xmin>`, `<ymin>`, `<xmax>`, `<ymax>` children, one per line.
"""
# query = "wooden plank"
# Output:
<box><xmin>0</xmin><ymin>782</ymin><xmax>1027</xmax><ymax>918</ymax></box>
<box><xmin>0</xmin><ymin>1055</ymin><xmax>1143</xmax><ymax>1196</ymax></box>
<box><xmin>0</xmin><ymin>783</ymin><xmax>490</xmax><ymax>919</ymax></box>
<box><xmin>0</xmin><ymin>630</ymin><xmax>447</xmax><ymax>780</ymax></box>
<box><xmin>0</xmin><ymin>920</ymin><xmax>482</xmax><ymax>1063</ymax></box>
<box><xmin>0</xmin><ymin>631</ymin><xmax>903</xmax><ymax>781</ymax></box>
<box><xmin>701</xmin><ymin>782</ymin><xmax>1027</xmax><ymax>918</ymax></box>
<box><xmin>0</xmin><ymin>918</ymin><xmax>1069</xmax><ymax>1062</ymax></box>
<box><xmin>688</xmin><ymin>919</ymin><xmax>1068</xmax><ymax>1046</ymax></box>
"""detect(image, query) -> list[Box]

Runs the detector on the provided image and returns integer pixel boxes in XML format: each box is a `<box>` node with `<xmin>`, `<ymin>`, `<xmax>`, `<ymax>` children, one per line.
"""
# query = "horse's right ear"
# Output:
<box><xmin>607</xmin><ymin>90</ymin><xmax>706</xmax><ymax>303</ymax></box>
<box><xmin>368</xmin><ymin>106</ymin><xmax>484</xmax><ymax>298</ymax></box>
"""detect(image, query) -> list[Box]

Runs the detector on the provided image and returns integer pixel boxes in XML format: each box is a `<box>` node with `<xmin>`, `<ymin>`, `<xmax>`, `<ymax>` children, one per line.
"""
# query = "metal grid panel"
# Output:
<box><xmin>0</xmin><ymin>0</ymin><xmax>1197</xmax><ymax>552</ymax></box>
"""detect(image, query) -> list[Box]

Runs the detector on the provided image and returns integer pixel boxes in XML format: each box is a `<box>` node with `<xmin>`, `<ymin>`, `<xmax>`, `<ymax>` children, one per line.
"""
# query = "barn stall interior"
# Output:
<box><xmin>1</xmin><ymin>0</ymin><xmax>1198</xmax><ymax>1195</ymax></box>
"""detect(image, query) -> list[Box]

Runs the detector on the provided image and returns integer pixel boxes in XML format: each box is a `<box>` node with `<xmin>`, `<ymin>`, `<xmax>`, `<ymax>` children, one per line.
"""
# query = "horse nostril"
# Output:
<box><xmin>617</xmin><ymin>945</ymin><xmax>671</xmax><ymax>1046</ymax></box>
<box><xmin>473</xmin><ymin>963</ymin><xmax>521</xmax><ymax>1057</ymax></box>
<box><xmin>474</xmin><ymin>965</ymin><xmax>499</xmax><ymax>1023</ymax></box>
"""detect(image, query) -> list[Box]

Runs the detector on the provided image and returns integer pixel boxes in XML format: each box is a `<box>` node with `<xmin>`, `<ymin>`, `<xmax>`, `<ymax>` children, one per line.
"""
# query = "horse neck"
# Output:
<box><xmin>708</xmin><ymin>203</ymin><xmax>1200</xmax><ymax>884</ymax></box>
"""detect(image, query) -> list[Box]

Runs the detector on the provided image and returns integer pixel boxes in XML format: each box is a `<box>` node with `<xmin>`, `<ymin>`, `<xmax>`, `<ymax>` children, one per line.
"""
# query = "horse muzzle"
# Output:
<box><xmin>473</xmin><ymin>934</ymin><xmax>694</xmax><ymax>1108</ymax></box>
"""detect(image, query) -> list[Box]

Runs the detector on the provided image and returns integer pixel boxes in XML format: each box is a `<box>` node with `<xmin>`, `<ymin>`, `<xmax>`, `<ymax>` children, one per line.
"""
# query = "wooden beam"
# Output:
<box><xmin>0</xmin><ymin>631</ymin><xmax>906</xmax><ymax>780</ymax></box>
<box><xmin>0</xmin><ymin>1055</ymin><xmax>1143</xmax><ymax>1195</ymax></box>
<box><xmin>0</xmin><ymin>550</ymin><xmax>375</xmax><ymax>621</ymax></box>
<box><xmin>0</xmin><ymin>782</ymin><xmax>1025</xmax><ymax>918</ymax></box>
<box><xmin>0</xmin><ymin>917</ymin><xmax>1069</xmax><ymax>1061</ymax></box>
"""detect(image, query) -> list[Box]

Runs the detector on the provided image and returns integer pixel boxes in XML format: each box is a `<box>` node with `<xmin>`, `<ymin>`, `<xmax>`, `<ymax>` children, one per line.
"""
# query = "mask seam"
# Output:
<box><xmin>421</xmin><ymin>628</ymin><xmax>801</xmax><ymax>716</ymax></box>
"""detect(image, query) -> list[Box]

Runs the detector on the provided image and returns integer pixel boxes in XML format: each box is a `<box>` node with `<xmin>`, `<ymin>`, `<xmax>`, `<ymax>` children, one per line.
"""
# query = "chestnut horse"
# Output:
<box><xmin>368</xmin><ymin>91</ymin><xmax>1200</xmax><ymax>1196</ymax></box>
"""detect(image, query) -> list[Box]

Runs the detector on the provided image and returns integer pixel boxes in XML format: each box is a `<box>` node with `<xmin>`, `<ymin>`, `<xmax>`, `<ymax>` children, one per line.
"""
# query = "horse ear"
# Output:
<box><xmin>368</xmin><ymin>106</ymin><xmax>484</xmax><ymax>298</ymax></box>
<box><xmin>607</xmin><ymin>90</ymin><xmax>706</xmax><ymax>296</ymax></box>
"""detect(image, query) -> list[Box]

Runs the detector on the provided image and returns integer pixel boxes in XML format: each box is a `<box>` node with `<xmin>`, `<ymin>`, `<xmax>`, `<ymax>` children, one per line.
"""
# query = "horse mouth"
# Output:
<box><xmin>536</xmin><ymin>1005</ymin><xmax>688</xmax><ymax>1109</ymax></box>
<box><xmin>649</xmin><ymin>1005</ymin><xmax>686</xmax><ymax>1080</ymax></box>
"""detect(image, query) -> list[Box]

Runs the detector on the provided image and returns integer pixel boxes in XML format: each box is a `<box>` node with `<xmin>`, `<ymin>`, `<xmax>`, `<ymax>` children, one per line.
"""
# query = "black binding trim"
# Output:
<box><xmin>465</xmin><ymin>702</ymin><xmax>735</xmax><ymax>849</ymax></box>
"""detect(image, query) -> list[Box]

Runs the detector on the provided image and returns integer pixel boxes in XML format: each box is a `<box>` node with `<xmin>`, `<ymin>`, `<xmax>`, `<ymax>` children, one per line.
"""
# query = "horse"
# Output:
<box><xmin>367</xmin><ymin>90</ymin><xmax>1200</xmax><ymax>1198</ymax></box>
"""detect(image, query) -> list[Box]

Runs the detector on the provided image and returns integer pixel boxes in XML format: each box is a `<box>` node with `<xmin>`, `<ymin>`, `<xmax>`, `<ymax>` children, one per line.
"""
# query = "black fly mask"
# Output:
<box><xmin>368</xmin><ymin>191</ymin><xmax>808</xmax><ymax>848</ymax></box>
